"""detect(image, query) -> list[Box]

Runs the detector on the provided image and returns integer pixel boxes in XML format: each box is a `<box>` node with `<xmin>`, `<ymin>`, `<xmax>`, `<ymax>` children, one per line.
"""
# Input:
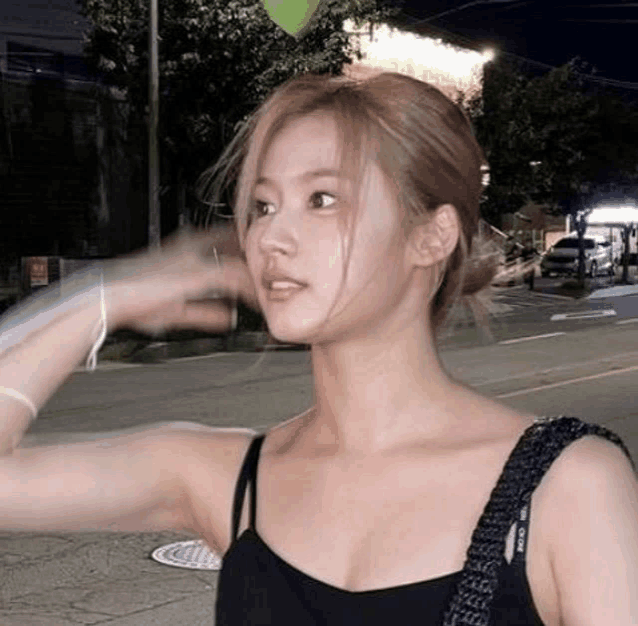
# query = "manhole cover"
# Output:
<box><xmin>151</xmin><ymin>540</ymin><xmax>222</xmax><ymax>570</ymax></box>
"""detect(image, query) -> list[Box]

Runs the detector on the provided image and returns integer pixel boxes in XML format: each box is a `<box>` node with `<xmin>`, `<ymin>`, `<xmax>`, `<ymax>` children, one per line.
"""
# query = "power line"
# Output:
<box><xmin>0</xmin><ymin>31</ymin><xmax>84</xmax><ymax>41</ymax></box>
<box><xmin>559</xmin><ymin>19</ymin><xmax>638</xmax><ymax>23</ymax></box>
<box><xmin>0</xmin><ymin>52</ymin><xmax>57</xmax><ymax>56</ymax></box>
<box><xmin>404</xmin><ymin>0</ymin><xmax>522</xmax><ymax>26</ymax></box>
<box><xmin>558</xmin><ymin>3</ymin><xmax>638</xmax><ymax>7</ymax></box>
<box><xmin>500</xmin><ymin>50</ymin><xmax>638</xmax><ymax>90</ymax></box>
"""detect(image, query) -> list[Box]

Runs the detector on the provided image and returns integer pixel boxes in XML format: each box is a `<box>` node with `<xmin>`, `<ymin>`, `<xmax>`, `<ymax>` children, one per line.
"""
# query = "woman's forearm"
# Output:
<box><xmin>0</xmin><ymin>277</ymin><xmax>107</xmax><ymax>456</ymax></box>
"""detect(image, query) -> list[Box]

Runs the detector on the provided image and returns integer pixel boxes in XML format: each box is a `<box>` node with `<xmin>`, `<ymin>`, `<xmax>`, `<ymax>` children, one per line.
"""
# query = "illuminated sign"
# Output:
<box><xmin>26</xmin><ymin>257</ymin><xmax>48</xmax><ymax>287</ymax></box>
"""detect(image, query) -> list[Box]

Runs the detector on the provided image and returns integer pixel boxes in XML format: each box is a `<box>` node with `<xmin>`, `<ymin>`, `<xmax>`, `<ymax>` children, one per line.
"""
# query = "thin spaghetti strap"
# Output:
<box><xmin>249</xmin><ymin>435</ymin><xmax>266</xmax><ymax>531</ymax></box>
<box><xmin>230</xmin><ymin>434</ymin><xmax>266</xmax><ymax>544</ymax></box>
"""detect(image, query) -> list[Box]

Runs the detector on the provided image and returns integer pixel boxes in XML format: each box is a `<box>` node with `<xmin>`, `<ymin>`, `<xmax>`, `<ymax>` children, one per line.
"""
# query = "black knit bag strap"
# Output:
<box><xmin>442</xmin><ymin>415</ymin><xmax>635</xmax><ymax>626</ymax></box>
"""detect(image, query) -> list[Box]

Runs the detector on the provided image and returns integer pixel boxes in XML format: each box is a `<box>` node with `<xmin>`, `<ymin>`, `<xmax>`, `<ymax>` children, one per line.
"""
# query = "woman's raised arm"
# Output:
<box><xmin>0</xmin><ymin>421</ymin><xmax>255</xmax><ymax>536</ymax></box>
<box><xmin>0</xmin><ymin>225</ymin><xmax>256</xmax><ymax>455</ymax></box>
<box><xmin>0</xmin><ymin>226</ymin><xmax>258</xmax><ymax>535</ymax></box>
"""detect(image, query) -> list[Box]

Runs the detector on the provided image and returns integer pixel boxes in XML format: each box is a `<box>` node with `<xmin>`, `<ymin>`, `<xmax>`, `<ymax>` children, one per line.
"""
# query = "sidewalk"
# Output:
<box><xmin>586</xmin><ymin>282</ymin><xmax>638</xmax><ymax>299</ymax></box>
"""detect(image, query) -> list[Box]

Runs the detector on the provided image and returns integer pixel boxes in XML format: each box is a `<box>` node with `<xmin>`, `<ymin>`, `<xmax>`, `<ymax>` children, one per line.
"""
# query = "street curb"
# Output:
<box><xmin>97</xmin><ymin>332</ymin><xmax>307</xmax><ymax>365</ymax></box>
<box><xmin>587</xmin><ymin>284</ymin><xmax>638</xmax><ymax>299</ymax></box>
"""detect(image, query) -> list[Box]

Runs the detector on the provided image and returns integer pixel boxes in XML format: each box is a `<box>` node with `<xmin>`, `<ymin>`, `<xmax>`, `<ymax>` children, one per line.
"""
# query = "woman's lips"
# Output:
<box><xmin>265</xmin><ymin>282</ymin><xmax>307</xmax><ymax>301</ymax></box>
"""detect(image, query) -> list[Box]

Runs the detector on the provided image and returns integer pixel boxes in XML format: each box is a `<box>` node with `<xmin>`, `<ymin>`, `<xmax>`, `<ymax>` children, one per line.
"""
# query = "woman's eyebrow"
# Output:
<box><xmin>256</xmin><ymin>168</ymin><xmax>345</xmax><ymax>187</ymax></box>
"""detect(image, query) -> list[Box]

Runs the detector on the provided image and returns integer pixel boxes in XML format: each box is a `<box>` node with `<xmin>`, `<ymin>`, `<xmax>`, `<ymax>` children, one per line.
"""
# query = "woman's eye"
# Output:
<box><xmin>252</xmin><ymin>200</ymin><xmax>274</xmax><ymax>217</ymax></box>
<box><xmin>251</xmin><ymin>192</ymin><xmax>337</xmax><ymax>220</ymax></box>
<box><xmin>310</xmin><ymin>192</ymin><xmax>337</xmax><ymax>209</ymax></box>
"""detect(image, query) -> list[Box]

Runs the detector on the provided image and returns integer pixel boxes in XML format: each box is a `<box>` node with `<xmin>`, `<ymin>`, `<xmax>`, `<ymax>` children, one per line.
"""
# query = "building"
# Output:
<box><xmin>0</xmin><ymin>1</ymin><xmax>150</xmax><ymax>305</ymax></box>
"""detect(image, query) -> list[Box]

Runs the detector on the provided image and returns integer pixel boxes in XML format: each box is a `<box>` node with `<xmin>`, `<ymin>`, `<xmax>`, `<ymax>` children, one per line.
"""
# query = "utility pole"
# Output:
<box><xmin>148</xmin><ymin>0</ymin><xmax>160</xmax><ymax>250</ymax></box>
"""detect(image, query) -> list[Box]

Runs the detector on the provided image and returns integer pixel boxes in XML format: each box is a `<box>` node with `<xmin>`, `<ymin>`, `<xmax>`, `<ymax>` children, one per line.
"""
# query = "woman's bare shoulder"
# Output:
<box><xmin>163</xmin><ymin>421</ymin><xmax>259</xmax><ymax>478</ymax></box>
<box><xmin>537</xmin><ymin>432</ymin><xmax>636</xmax><ymax>512</ymax></box>
<box><xmin>535</xmin><ymin>433</ymin><xmax>638</xmax><ymax>624</ymax></box>
<box><xmin>164</xmin><ymin>422</ymin><xmax>257</xmax><ymax>438</ymax></box>
<box><xmin>158</xmin><ymin>422</ymin><xmax>259</xmax><ymax>549</ymax></box>
<box><xmin>158</xmin><ymin>421</ymin><xmax>260</xmax><ymax>476</ymax></box>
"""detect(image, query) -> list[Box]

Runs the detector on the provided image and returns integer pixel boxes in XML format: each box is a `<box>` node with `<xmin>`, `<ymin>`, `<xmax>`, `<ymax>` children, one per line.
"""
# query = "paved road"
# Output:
<box><xmin>491</xmin><ymin>285</ymin><xmax>574</xmax><ymax>313</ymax></box>
<box><xmin>2</xmin><ymin>306</ymin><xmax>638</xmax><ymax>625</ymax></box>
<box><xmin>436</xmin><ymin>280</ymin><xmax>638</xmax><ymax>351</ymax></box>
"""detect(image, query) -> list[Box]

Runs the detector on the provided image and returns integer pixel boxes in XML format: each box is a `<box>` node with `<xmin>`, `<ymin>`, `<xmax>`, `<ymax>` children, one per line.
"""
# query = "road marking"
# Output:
<box><xmin>550</xmin><ymin>310</ymin><xmax>616</xmax><ymax>321</ymax></box>
<box><xmin>496</xmin><ymin>363</ymin><xmax>638</xmax><ymax>399</ymax></box>
<box><xmin>527</xmin><ymin>292</ymin><xmax>575</xmax><ymax>301</ymax></box>
<box><xmin>616</xmin><ymin>318</ymin><xmax>638</xmax><ymax>325</ymax></box>
<box><xmin>73</xmin><ymin>361</ymin><xmax>143</xmax><ymax>373</ymax></box>
<box><xmin>170</xmin><ymin>352</ymin><xmax>237</xmax><ymax>362</ymax></box>
<box><xmin>498</xmin><ymin>332</ymin><xmax>566</xmax><ymax>345</ymax></box>
<box><xmin>493</xmin><ymin>286</ymin><xmax>574</xmax><ymax>301</ymax></box>
<box><xmin>471</xmin><ymin>349</ymin><xmax>638</xmax><ymax>387</ymax></box>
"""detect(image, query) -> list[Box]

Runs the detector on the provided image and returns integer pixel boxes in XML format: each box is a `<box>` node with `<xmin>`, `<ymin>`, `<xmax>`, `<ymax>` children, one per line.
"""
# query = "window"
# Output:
<box><xmin>554</xmin><ymin>238</ymin><xmax>596</xmax><ymax>250</ymax></box>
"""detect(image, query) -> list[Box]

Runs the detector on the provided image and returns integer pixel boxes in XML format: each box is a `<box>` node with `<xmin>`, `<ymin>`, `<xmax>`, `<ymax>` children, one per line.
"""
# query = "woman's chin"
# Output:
<box><xmin>266</xmin><ymin>322</ymin><xmax>318</xmax><ymax>347</ymax></box>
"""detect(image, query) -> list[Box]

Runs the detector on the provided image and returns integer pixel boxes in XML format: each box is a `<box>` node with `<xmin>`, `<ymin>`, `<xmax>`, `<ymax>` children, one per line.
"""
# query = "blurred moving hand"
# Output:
<box><xmin>106</xmin><ymin>225</ymin><xmax>259</xmax><ymax>336</ymax></box>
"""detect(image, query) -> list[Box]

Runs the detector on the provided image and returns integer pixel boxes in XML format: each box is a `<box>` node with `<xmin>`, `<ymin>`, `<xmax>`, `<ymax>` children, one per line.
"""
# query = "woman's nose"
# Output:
<box><xmin>258</xmin><ymin>209</ymin><xmax>298</xmax><ymax>256</ymax></box>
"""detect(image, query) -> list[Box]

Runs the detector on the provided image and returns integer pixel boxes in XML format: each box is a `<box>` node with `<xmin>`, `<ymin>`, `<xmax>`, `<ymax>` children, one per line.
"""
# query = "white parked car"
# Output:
<box><xmin>540</xmin><ymin>235</ymin><xmax>614</xmax><ymax>278</ymax></box>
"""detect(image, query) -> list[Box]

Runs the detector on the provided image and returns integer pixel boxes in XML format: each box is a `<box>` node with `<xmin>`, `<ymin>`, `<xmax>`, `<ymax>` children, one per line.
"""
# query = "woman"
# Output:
<box><xmin>0</xmin><ymin>71</ymin><xmax>636</xmax><ymax>625</ymax></box>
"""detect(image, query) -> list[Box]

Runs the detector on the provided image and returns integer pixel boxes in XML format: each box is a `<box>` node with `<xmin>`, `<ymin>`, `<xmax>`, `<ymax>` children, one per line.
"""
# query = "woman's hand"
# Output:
<box><xmin>105</xmin><ymin>225</ymin><xmax>259</xmax><ymax>336</ymax></box>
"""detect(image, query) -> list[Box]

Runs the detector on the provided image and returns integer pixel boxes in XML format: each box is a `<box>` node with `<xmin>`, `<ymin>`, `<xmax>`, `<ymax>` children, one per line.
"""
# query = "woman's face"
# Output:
<box><xmin>244</xmin><ymin>113</ymin><xmax>415</xmax><ymax>345</ymax></box>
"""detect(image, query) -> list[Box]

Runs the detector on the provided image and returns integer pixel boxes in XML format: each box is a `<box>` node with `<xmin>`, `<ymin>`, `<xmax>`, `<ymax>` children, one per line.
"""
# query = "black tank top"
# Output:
<box><xmin>216</xmin><ymin>434</ymin><xmax>546</xmax><ymax>626</ymax></box>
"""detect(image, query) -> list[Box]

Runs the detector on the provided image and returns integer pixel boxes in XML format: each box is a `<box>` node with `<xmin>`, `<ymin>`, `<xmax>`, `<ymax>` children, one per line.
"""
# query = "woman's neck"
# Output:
<box><xmin>308</xmin><ymin>324</ymin><xmax>467</xmax><ymax>457</ymax></box>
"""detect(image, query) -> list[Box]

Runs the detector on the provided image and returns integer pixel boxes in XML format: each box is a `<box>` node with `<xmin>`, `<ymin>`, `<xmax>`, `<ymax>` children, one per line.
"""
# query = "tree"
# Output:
<box><xmin>468</xmin><ymin>56</ymin><xmax>638</xmax><ymax>286</ymax></box>
<box><xmin>76</xmin><ymin>0</ymin><xmax>402</xmax><ymax>237</ymax></box>
<box><xmin>465</xmin><ymin>57</ymin><xmax>533</xmax><ymax>226</ymax></box>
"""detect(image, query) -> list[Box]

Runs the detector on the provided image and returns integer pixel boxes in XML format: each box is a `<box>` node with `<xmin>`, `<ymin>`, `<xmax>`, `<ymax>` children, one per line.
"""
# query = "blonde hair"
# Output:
<box><xmin>197</xmin><ymin>71</ymin><xmax>501</xmax><ymax>342</ymax></box>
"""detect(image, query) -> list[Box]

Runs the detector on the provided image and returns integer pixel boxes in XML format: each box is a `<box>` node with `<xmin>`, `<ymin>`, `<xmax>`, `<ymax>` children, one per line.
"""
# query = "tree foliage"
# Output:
<box><xmin>467</xmin><ymin>56</ymin><xmax>638</xmax><ymax>232</ymax></box>
<box><xmin>76</xmin><ymin>0</ymin><xmax>402</xmax><ymax>226</ymax></box>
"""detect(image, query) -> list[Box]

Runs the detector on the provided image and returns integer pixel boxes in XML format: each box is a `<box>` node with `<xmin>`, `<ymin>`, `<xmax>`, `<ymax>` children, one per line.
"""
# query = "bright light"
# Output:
<box><xmin>482</xmin><ymin>48</ymin><xmax>495</xmax><ymax>62</ymax></box>
<box><xmin>587</xmin><ymin>203</ymin><xmax>638</xmax><ymax>226</ymax></box>
<box><xmin>481</xmin><ymin>163</ymin><xmax>490</xmax><ymax>188</ymax></box>
<box><xmin>343</xmin><ymin>19</ymin><xmax>493</xmax><ymax>104</ymax></box>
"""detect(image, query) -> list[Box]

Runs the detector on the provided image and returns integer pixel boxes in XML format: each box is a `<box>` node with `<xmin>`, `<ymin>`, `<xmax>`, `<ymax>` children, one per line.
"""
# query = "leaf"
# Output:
<box><xmin>262</xmin><ymin>0</ymin><xmax>324</xmax><ymax>36</ymax></box>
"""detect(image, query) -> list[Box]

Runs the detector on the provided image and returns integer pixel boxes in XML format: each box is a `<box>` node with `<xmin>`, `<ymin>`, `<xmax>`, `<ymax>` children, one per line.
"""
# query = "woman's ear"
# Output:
<box><xmin>407</xmin><ymin>204</ymin><xmax>460</xmax><ymax>268</ymax></box>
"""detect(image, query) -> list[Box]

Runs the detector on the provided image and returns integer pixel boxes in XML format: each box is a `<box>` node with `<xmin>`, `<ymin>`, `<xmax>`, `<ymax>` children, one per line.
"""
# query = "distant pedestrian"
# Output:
<box><xmin>503</xmin><ymin>236</ymin><xmax>521</xmax><ymax>285</ymax></box>
<box><xmin>505</xmin><ymin>235</ymin><xmax>519</xmax><ymax>266</ymax></box>
<box><xmin>520</xmin><ymin>239</ymin><xmax>537</xmax><ymax>289</ymax></box>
